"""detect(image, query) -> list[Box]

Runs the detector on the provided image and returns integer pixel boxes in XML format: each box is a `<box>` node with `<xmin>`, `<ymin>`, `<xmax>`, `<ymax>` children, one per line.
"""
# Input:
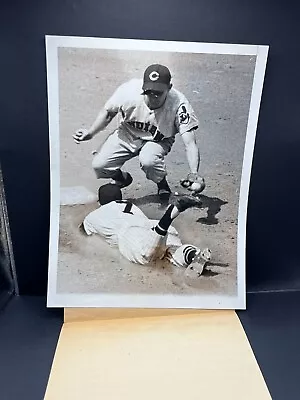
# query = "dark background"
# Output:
<box><xmin>1</xmin><ymin>2</ymin><xmax>300</xmax><ymax>399</ymax></box>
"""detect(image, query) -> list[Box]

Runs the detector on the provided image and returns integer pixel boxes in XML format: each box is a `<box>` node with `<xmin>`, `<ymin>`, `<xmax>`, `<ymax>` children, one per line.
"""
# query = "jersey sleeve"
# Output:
<box><xmin>83</xmin><ymin>214</ymin><xmax>98</xmax><ymax>235</ymax></box>
<box><xmin>175</xmin><ymin>101</ymin><xmax>199</xmax><ymax>135</ymax></box>
<box><xmin>104</xmin><ymin>79</ymin><xmax>141</xmax><ymax>114</ymax></box>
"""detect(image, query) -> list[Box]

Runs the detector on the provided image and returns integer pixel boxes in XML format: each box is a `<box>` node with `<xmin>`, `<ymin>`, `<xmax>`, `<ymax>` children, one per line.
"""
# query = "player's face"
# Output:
<box><xmin>143</xmin><ymin>89</ymin><xmax>169</xmax><ymax>110</ymax></box>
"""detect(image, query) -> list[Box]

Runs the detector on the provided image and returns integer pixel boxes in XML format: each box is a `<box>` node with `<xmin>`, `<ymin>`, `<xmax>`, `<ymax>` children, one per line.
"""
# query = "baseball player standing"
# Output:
<box><xmin>73</xmin><ymin>64</ymin><xmax>205</xmax><ymax>198</ymax></box>
<box><xmin>80</xmin><ymin>184</ymin><xmax>211</xmax><ymax>270</ymax></box>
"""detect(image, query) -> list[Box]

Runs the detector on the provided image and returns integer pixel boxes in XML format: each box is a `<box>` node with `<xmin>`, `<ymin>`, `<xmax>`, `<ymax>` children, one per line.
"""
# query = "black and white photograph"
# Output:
<box><xmin>46</xmin><ymin>36</ymin><xmax>268</xmax><ymax>309</ymax></box>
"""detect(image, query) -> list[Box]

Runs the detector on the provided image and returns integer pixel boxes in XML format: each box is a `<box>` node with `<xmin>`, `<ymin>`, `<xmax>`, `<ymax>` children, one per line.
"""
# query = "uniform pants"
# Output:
<box><xmin>92</xmin><ymin>130</ymin><xmax>173</xmax><ymax>183</ymax></box>
<box><xmin>117</xmin><ymin>224</ymin><xmax>182</xmax><ymax>265</ymax></box>
<box><xmin>118</xmin><ymin>225</ymin><xmax>168</xmax><ymax>265</ymax></box>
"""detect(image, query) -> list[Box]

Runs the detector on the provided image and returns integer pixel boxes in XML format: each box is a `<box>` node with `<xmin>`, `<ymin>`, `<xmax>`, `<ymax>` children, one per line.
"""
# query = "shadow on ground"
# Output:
<box><xmin>127</xmin><ymin>193</ymin><xmax>228</xmax><ymax>225</ymax></box>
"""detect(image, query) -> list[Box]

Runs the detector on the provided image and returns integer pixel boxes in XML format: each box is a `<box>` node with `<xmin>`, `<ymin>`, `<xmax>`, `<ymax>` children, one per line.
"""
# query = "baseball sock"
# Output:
<box><xmin>155</xmin><ymin>204</ymin><xmax>180</xmax><ymax>236</ymax></box>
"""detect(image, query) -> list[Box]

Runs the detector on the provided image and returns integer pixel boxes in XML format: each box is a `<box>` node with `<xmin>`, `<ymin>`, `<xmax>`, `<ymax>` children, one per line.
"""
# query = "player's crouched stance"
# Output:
<box><xmin>73</xmin><ymin>64</ymin><xmax>205</xmax><ymax>199</ymax></box>
<box><xmin>79</xmin><ymin>183</ymin><xmax>211</xmax><ymax>274</ymax></box>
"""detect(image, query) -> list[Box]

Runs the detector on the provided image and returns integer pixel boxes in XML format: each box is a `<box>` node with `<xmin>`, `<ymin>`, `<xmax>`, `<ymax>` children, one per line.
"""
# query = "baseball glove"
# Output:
<box><xmin>180</xmin><ymin>173</ymin><xmax>206</xmax><ymax>195</ymax></box>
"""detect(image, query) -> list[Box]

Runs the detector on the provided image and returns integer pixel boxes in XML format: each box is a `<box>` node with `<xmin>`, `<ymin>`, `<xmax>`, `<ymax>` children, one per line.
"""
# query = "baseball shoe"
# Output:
<box><xmin>112</xmin><ymin>172</ymin><xmax>133</xmax><ymax>189</ymax></box>
<box><xmin>174</xmin><ymin>195</ymin><xmax>202</xmax><ymax>212</ymax></box>
<box><xmin>157</xmin><ymin>177</ymin><xmax>171</xmax><ymax>198</ymax></box>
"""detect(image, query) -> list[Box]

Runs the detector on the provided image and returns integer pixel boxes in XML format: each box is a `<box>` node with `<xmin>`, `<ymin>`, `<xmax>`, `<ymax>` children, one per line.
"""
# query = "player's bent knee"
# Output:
<box><xmin>139</xmin><ymin>151</ymin><xmax>166</xmax><ymax>182</ymax></box>
<box><xmin>139</xmin><ymin>153</ymin><xmax>156</xmax><ymax>169</ymax></box>
<box><xmin>92</xmin><ymin>156</ymin><xmax>109</xmax><ymax>178</ymax></box>
<box><xmin>92</xmin><ymin>154</ymin><xmax>104</xmax><ymax>170</ymax></box>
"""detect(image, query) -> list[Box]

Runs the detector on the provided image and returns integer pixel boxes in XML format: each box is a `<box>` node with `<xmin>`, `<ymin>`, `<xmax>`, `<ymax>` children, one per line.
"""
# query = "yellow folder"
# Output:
<box><xmin>44</xmin><ymin>309</ymin><xmax>271</xmax><ymax>399</ymax></box>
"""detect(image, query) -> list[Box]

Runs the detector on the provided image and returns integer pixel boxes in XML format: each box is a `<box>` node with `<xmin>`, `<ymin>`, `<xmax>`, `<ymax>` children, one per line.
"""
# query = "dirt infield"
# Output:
<box><xmin>55</xmin><ymin>47</ymin><xmax>256</xmax><ymax>298</ymax></box>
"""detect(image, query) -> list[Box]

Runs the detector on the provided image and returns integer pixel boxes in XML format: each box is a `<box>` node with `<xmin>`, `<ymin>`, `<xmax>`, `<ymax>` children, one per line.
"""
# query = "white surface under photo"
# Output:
<box><xmin>45</xmin><ymin>35</ymin><xmax>268</xmax><ymax>309</ymax></box>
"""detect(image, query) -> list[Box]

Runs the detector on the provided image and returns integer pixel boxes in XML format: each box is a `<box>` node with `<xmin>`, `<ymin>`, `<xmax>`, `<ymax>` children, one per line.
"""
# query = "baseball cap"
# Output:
<box><xmin>142</xmin><ymin>64</ymin><xmax>171</xmax><ymax>93</ymax></box>
<box><xmin>98</xmin><ymin>183</ymin><xmax>122</xmax><ymax>205</ymax></box>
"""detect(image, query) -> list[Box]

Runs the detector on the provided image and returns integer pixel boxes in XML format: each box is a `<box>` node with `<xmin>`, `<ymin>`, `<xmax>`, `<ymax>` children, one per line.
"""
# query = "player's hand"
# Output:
<box><xmin>72</xmin><ymin>128</ymin><xmax>93</xmax><ymax>144</ymax></box>
<box><xmin>180</xmin><ymin>173</ymin><xmax>206</xmax><ymax>195</ymax></box>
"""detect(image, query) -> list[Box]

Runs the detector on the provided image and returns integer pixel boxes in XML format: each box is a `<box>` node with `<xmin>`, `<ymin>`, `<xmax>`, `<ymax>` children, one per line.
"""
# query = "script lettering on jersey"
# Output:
<box><xmin>127</xmin><ymin>120</ymin><xmax>164</xmax><ymax>141</ymax></box>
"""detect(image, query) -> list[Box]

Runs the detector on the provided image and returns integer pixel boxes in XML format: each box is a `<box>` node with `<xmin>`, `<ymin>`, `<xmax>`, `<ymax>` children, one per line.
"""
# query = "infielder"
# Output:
<box><xmin>80</xmin><ymin>184</ymin><xmax>211</xmax><ymax>270</ymax></box>
<box><xmin>73</xmin><ymin>64</ymin><xmax>206</xmax><ymax>198</ymax></box>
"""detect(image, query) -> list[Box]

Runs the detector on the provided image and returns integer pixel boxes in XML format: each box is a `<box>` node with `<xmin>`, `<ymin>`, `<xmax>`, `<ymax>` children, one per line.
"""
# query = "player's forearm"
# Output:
<box><xmin>88</xmin><ymin>109</ymin><xmax>115</xmax><ymax>137</ymax></box>
<box><xmin>186</xmin><ymin>142</ymin><xmax>200</xmax><ymax>174</ymax></box>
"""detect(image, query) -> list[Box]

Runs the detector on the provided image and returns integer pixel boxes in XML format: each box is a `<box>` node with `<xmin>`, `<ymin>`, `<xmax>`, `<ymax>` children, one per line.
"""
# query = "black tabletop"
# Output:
<box><xmin>0</xmin><ymin>297</ymin><xmax>62</xmax><ymax>400</ymax></box>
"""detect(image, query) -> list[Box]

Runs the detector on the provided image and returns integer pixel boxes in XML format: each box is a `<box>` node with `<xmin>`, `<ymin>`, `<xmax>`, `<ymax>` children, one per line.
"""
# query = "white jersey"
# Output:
<box><xmin>83</xmin><ymin>200</ymin><xmax>182</xmax><ymax>264</ymax></box>
<box><xmin>83</xmin><ymin>200</ymin><xmax>149</xmax><ymax>246</ymax></box>
<box><xmin>104</xmin><ymin>79</ymin><xmax>198</xmax><ymax>142</ymax></box>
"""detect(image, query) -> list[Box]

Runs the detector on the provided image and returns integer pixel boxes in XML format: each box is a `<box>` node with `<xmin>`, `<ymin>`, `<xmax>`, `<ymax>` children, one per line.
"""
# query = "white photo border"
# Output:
<box><xmin>45</xmin><ymin>35</ymin><xmax>269</xmax><ymax>309</ymax></box>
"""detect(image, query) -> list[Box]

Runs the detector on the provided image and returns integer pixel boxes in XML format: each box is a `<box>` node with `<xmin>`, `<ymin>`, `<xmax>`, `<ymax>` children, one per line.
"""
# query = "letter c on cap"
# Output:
<box><xmin>149</xmin><ymin>71</ymin><xmax>159</xmax><ymax>81</ymax></box>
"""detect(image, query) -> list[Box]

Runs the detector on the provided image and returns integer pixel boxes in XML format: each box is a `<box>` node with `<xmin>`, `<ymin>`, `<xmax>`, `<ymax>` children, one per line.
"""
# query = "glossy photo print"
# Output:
<box><xmin>45</xmin><ymin>36</ymin><xmax>268</xmax><ymax>308</ymax></box>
